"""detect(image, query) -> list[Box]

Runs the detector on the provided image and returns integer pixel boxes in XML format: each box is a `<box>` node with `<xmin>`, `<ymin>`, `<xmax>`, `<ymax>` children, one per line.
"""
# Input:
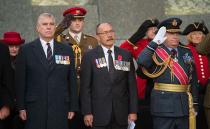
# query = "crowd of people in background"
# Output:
<box><xmin>0</xmin><ymin>6</ymin><xmax>210</xmax><ymax>129</ymax></box>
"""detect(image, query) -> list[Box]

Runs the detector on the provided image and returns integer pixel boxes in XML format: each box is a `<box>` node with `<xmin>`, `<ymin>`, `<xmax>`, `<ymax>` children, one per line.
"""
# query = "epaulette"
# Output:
<box><xmin>179</xmin><ymin>44</ymin><xmax>190</xmax><ymax>49</ymax></box>
<box><xmin>83</xmin><ymin>34</ymin><xmax>97</xmax><ymax>39</ymax></box>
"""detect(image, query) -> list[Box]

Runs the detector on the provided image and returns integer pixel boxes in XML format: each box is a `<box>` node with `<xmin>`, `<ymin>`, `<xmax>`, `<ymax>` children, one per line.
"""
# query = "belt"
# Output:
<box><xmin>154</xmin><ymin>83</ymin><xmax>196</xmax><ymax>129</ymax></box>
<box><xmin>154</xmin><ymin>83</ymin><xmax>189</xmax><ymax>92</ymax></box>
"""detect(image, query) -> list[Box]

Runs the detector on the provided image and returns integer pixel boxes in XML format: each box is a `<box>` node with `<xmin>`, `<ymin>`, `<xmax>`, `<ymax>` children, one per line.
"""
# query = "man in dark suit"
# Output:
<box><xmin>80</xmin><ymin>22</ymin><xmax>138</xmax><ymax>129</ymax></box>
<box><xmin>0</xmin><ymin>42</ymin><xmax>13</xmax><ymax>129</ymax></box>
<box><xmin>15</xmin><ymin>13</ymin><xmax>78</xmax><ymax>129</ymax></box>
<box><xmin>137</xmin><ymin>18</ymin><xmax>199</xmax><ymax>129</ymax></box>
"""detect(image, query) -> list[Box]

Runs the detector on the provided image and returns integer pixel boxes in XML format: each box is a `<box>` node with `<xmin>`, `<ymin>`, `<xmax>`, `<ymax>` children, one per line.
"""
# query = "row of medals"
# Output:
<box><xmin>95</xmin><ymin>57</ymin><xmax>130</xmax><ymax>71</ymax></box>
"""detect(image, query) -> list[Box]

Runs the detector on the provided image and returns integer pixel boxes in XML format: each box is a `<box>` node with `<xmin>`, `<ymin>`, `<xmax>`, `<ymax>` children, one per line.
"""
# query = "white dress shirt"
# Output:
<box><xmin>101</xmin><ymin>45</ymin><xmax>115</xmax><ymax>70</ymax></box>
<box><xmin>40</xmin><ymin>38</ymin><xmax>54</xmax><ymax>58</ymax></box>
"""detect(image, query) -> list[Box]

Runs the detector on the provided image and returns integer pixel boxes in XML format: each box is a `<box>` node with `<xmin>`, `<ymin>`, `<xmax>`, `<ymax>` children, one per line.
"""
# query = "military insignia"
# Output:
<box><xmin>101</xmin><ymin>57</ymin><xmax>107</xmax><ymax>67</ymax></box>
<box><xmin>183</xmin><ymin>53</ymin><xmax>194</xmax><ymax>64</ymax></box>
<box><xmin>193</xmin><ymin>23</ymin><xmax>200</xmax><ymax>29</ymax></box>
<box><xmin>174</xmin><ymin>57</ymin><xmax>178</xmax><ymax>62</ymax></box>
<box><xmin>151</xmin><ymin>19</ymin><xmax>155</xmax><ymax>24</ymax></box>
<box><xmin>172</xmin><ymin>19</ymin><xmax>177</xmax><ymax>26</ymax></box>
<box><xmin>95</xmin><ymin>59</ymin><xmax>100</xmax><ymax>68</ymax></box>
<box><xmin>114</xmin><ymin>60</ymin><xmax>130</xmax><ymax>71</ymax></box>
<box><xmin>88</xmin><ymin>45</ymin><xmax>93</xmax><ymax>49</ymax></box>
<box><xmin>76</xmin><ymin>10</ymin><xmax>80</xmax><ymax>14</ymax></box>
<box><xmin>55</xmin><ymin>55</ymin><xmax>70</xmax><ymax>65</ymax></box>
<box><xmin>55</xmin><ymin>55</ymin><xmax>60</xmax><ymax>64</ymax></box>
<box><xmin>66</xmin><ymin>36</ymin><xmax>70</xmax><ymax>40</ymax></box>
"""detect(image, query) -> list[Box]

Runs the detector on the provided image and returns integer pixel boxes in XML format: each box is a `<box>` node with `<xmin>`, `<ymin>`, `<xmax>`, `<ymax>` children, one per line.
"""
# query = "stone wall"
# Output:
<box><xmin>1</xmin><ymin>0</ymin><xmax>210</xmax><ymax>45</ymax></box>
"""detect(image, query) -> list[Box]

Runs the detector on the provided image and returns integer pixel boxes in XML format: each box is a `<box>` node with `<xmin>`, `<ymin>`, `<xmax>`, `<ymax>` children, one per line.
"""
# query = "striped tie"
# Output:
<box><xmin>47</xmin><ymin>43</ymin><xmax>53</xmax><ymax>67</ymax></box>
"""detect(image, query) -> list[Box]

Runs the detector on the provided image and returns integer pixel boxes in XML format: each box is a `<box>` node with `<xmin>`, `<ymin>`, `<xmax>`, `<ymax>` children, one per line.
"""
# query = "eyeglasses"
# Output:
<box><xmin>97</xmin><ymin>30</ymin><xmax>115</xmax><ymax>35</ymax></box>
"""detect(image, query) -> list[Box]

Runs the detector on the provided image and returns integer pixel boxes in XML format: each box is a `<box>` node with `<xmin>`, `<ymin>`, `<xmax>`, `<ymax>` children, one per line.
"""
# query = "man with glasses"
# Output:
<box><xmin>80</xmin><ymin>22</ymin><xmax>138</xmax><ymax>129</ymax></box>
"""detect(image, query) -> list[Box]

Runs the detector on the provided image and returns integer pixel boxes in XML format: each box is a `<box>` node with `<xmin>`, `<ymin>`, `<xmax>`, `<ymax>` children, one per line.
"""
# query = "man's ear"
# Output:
<box><xmin>95</xmin><ymin>35</ymin><xmax>100</xmax><ymax>42</ymax></box>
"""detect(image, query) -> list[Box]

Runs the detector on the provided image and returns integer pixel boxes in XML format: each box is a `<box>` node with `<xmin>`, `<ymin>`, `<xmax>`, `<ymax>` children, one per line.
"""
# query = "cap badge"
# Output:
<box><xmin>172</xmin><ymin>19</ymin><xmax>177</xmax><ymax>26</ymax></box>
<box><xmin>76</xmin><ymin>10</ymin><xmax>80</xmax><ymax>14</ymax></box>
<box><xmin>193</xmin><ymin>23</ymin><xmax>200</xmax><ymax>29</ymax></box>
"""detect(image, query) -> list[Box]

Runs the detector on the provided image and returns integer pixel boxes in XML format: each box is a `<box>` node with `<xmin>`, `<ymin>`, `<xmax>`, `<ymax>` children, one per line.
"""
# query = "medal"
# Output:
<box><xmin>95</xmin><ymin>59</ymin><xmax>100</xmax><ymax>68</ymax></box>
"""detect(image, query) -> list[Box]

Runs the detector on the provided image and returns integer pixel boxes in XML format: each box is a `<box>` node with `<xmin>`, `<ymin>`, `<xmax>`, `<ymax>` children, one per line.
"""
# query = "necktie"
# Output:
<box><xmin>74</xmin><ymin>35</ymin><xmax>79</xmax><ymax>43</ymax></box>
<box><xmin>107</xmin><ymin>50</ymin><xmax>115</xmax><ymax>74</ymax></box>
<box><xmin>171</xmin><ymin>49</ymin><xmax>177</xmax><ymax>57</ymax></box>
<box><xmin>47</xmin><ymin>43</ymin><xmax>53</xmax><ymax>66</ymax></box>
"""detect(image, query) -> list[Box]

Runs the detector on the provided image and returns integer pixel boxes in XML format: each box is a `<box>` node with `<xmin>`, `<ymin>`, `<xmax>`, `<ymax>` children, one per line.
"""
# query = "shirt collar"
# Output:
<box><xmin>40</xmin><ymin>38</ymin><xmax>54</xmax><ymax>47</ymax></box>
<box><xmin>101</xmin><ymin>44</ymin><xmax>114</xmax><ymax>55</ymax></box>
<box><xmin>167</xmin><ymin>47</ymin><xmax>178</xmax><ymax>52</ymax></box>
<box><xmin>69</xmin><ymin>31</ymin><xmax>82</xmax><ymax>41</ymax></box>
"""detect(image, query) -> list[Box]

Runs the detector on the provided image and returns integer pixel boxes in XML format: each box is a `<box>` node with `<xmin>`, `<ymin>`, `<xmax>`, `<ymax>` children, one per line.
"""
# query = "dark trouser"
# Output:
<box><xmin>197</xmin><ymin>94</ymin><xmax>208</xmax><ymax>129</ymax></box>
<box><xmin>0</xmin><ymin>120</ymin><xmax>7</xmax><ymax>129</ymax></box>
<box><xmin>135</xmin><ymin>99</ymin><xmax>153</xmax><ymax>129</ymax></box>
<box><xmin>205</xmin><ymin>108</ymin><xmax>210</xmax><ymax>129</ymax></box>
<box><xmin>69</xmin><ymin>112</ymin><xmax>89</xmax><ymax>129</ymax></box>
<box><xmin>92</xmin><ymin>109</ymin><xmax>127</xmax><ymax>129</ymax></box>
<box><xmin>92</xmin><ymin>124</ymin><xmax>127</xmax><ymax>129</ymax></box>
<box><xmin>153</xmin><ymin>116</ymin><xmax>188</xmax><ymax>129</ymax></box>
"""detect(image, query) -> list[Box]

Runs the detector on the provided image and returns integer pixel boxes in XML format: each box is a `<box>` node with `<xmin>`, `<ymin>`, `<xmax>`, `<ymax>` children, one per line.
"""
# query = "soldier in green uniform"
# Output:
<box><xmin>55</xmin><ymin>7</ymin><xmax>98</xmax><ymax>129</ymax></box>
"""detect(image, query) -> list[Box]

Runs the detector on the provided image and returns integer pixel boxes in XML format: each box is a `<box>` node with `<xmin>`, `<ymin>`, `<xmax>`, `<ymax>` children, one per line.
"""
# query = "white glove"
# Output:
<box><xmin>153</xmin><ymin>26</ymin><xmax>167</xmax><ymax>45</ymax></box>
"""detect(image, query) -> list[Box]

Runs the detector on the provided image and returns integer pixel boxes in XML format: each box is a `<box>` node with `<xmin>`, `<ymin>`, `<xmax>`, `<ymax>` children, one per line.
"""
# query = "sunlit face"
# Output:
<box><xmin>96</xmin><ymin>23</ymin><xmax>116</xmax><ymax>48</ymax></box>
<box><xmin>36</xmin><ymin>16</ymin><xmax>56</xmax><ymax>41</ymax></box>
<box><xmin>190</xmin><ymin>31</ymin><xmax>205</xmax><ymax>44</ymax></box>
<box><xmin>69</xmin><ymin>18</ymin><xmax>84</xmax><ymax>33</ymax></box>
<box><xmin>146</xmin><ymin>26</ymin><xmax>157</xmax><ymax>40</ymax></box>
<box><xmin>165</xmin><ymin>32</ymin><xmax>180</xmax><ymax>48</ymax></box>
<box><xmin>8</xmin><ymin>45</ymin><xmax>20</xmax><ymax>57</ymax></box>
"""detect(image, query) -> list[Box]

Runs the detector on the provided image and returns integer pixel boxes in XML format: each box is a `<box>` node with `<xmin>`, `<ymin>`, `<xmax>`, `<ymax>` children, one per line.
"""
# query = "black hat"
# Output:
<box><xmin>158</xmin><ymin>17</ymin><xmax>182</xmax><ymax>33</ymax></box>
<box><xmin>141</xmin><ymin>18</ymin><xmax>159</xmax><ymax>29</ymax></box>
<box><xmin>135</xmin><ymin>18</ymin><xmax>159</xmax><ymax>39</ymax></box>
<box><xmin>182</xmin><ymin>22</ymin><xmax>209</xmax><ymax>35</ymax></box>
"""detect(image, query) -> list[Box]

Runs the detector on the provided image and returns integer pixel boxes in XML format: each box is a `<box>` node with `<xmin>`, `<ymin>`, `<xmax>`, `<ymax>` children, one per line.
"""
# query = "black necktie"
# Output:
<box><xmin>107</xmin><ymin>49</ymin><xmax>115</xmax><ymax>72</ymax></box>
<box><xmin>47</xmin><ymin>43</ymin><xmax>53</xmax><ymax>66</ymax></box>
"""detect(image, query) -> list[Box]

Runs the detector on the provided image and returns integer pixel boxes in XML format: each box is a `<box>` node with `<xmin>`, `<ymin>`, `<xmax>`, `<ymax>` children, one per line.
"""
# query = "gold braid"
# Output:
<box><xmin>142</xmin><ymin>53</ymin><xmax>171</xmax><ymax>78</ymax></box>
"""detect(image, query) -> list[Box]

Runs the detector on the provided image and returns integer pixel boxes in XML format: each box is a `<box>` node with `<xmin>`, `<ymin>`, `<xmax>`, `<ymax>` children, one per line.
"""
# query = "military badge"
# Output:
<box><xmin>55</xmin><ymin>55</ymin><xmax>70</xmax><ymax>65</ymax></box>
<box><xmin>172</xmin><ymin>19</ymin><xmax>177</xmax><ymax>26</ymax></box>
<box><xmin>88</xmin><ymin>45</ymin><xmax>93</xmax><ymax>49</ymax></box>
<box><xmin>95</xmin><ymin>59</ymin><xmax>100</xmax><ymax>68</ymax></box>
<box><xmin>183</xmin><ymin>53</ymin><xmax>194</xmax><ymax>64</ymax></box>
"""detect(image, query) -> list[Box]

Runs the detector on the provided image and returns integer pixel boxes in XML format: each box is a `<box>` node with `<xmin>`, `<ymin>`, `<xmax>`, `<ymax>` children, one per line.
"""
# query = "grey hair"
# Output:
<box><xmin>37</xmin><ymin>13</ymin><xmax>56</xmax><ymax>25</ymax></box>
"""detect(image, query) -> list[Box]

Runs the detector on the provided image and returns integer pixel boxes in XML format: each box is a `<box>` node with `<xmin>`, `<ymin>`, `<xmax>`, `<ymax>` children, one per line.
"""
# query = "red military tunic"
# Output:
<box><xmin>120</xmin><ymin>38</ymin><xmax>150</xmax><ymax>99</ymax></box>
<box><xmin>188</xmin><ymin>43</ymin><xmax>210</xmax><ymax>86</ymax></box>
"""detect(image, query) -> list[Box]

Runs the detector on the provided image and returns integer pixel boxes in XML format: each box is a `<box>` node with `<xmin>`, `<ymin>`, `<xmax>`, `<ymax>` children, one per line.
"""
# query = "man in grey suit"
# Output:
<box><xmin>80</xmin><ymin>23</ymin><xmax>138</xmax><ymax>129</ymax></box>
<box><xmin>15</xmin><ymin>13</ymin><xmax>78</xmax><ymax>129</ymax></box>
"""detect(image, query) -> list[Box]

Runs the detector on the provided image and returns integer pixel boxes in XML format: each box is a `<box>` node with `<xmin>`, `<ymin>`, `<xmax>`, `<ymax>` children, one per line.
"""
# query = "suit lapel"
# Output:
<box><xmin>32</xmin><ymin>39</ymin><xmax>48</xmax><ymax>71</ymax></box>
